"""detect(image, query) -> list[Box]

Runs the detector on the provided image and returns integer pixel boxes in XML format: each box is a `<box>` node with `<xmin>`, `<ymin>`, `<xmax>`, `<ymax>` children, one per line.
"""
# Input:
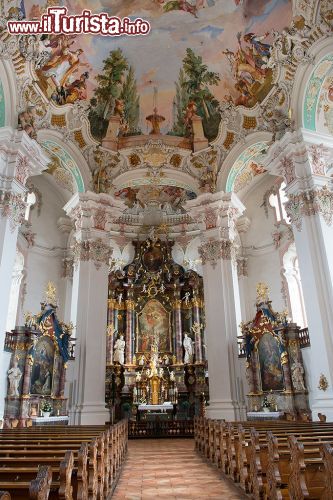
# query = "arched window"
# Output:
<box><xmin>283</xmin><ymin>243</ymin><xmax>307</xmax><ymax>328</ymax></box>
<box><xmin>269</xmin><ymin>182</ymin><xmax>289</xmax><ymax>223</ymax></box>
<box><xmin>24</xmin><ymin>191</ymin><xmax>37</xmax><ymax>221</ymax></box>
<box><xmin>6</xmin><ymin>250</ymin><xmax>25</xmax><ymax>331</ymax></box>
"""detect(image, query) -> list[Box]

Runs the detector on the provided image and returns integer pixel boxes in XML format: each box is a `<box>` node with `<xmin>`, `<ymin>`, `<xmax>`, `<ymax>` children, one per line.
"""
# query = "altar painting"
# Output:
<box><xmin>30</xmin><ymin>336</ymin><xmax>55</xmax><ymax>395</ymax></box>
<box><xmin>258</xmin><ymin>333</ymin><xmax>284</xmax><ymax>391</ymax></box>
<box><xmin>137</xmin><ymin>299</ymin><xmax>171</xmax><ymax>353</ymax></box>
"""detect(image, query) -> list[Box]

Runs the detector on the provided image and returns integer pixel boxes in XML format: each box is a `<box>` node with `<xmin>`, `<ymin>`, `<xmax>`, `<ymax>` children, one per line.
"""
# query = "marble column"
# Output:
<box><xmin>265</xmin><ymin>129</ymin><xmax>333</xmax><ymax>420</ymax></box>
<box><xmin>172</xmin><ymin>290</ymin><xmax>183</xmax><ymax>364</ymax></box>
<box><xmin>192</xmin><ymin>296</ymin><xmax>203</xmax><ymax>364</ymax></box>
<box><xmin>125</xmin><ymin>299</ymin><xmax>135</xmax><ymax>365</ymax></box>
<box><xmin>0</xmin><ymin>127</ymin><xmax>49</xmax><ymax>419</ymax></box>
<box><xmin>186</xmin><ymin>191</ymin><xmax>245</xmax><ymax>420</ymax></box>
<box><xmin>64</xmin><ymin>191</ymin><xmax>124</xmax><ymax>424</ymax></box>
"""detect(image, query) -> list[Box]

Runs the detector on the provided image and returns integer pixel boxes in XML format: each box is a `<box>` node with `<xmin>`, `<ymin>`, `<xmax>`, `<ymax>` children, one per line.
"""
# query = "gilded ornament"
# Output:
<box><xmin>45</xmin><ymin>281</ymin><xmax>57</xmax><ymax>304</ymax></box>
<box><xmin>318</xmin><ymin>373</ymin><xmax>329</xmax><ymax>391</ymax></box>
<box><xmin>256</xmin><ymin>282</ymin><xmax>270</xmax><ymax>303</ymax></box>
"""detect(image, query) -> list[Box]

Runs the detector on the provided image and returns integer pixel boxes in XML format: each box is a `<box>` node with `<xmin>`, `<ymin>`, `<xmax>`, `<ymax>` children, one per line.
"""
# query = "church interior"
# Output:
<box><xmin>0</xmin><ymin>0</ymin><xmax>333</xmax><ymax>498</ymax></box>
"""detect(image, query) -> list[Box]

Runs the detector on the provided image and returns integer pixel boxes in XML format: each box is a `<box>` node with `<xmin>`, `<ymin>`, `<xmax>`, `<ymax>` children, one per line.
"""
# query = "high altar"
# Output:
<box><xmin>105</xmin><ymin>236</ymin><xmax>208</xmax><ymax>420</ymax></box>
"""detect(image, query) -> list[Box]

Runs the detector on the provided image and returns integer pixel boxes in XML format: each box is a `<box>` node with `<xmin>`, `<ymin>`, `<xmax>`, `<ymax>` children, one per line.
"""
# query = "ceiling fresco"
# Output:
<box><xmin>21</xmin><ymin>0</ymin><xmax>292</xmax><ymax>142</ymax></box>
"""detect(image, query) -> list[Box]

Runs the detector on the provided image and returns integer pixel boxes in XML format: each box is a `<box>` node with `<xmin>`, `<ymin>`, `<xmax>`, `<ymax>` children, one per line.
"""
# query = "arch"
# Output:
<box><xmin>0</xmin><ymin>59</ymin><xmax>18</xmax><ymax>128</ymax></box>
<box><xmin>290</xmin><ymin>37</ymin><xmax>333</xmax><ymax>133</ymax></box>
<box><xmin>217</xmin><ymin>131</ymin><xmax>272</xmax><ymax>194</ymax></box>
<box><xmin>37</xmin><ymin>130</ymin><xmax>92</xmax><ymax>193</ymax></box>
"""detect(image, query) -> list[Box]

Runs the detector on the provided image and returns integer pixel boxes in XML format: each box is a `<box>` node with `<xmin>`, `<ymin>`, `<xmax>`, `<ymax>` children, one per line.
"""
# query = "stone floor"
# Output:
<box><xmin>112</xmin><ymin>439</ymin><xmax>245</xmax><ymax>499</ymax></box>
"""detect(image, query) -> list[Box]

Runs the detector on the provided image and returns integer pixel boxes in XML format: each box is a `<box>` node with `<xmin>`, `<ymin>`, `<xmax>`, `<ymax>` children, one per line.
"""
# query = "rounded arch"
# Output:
<box><xmin>37</xmin><ymin>129</ymin><xmax>92</xmax><ymax>193</ymax></box>
<box><xmin>290</xmin><ymin>37</ymin><xmax>333</xmax><ymax>133</ymax></box>
<box><xmin>217</xmin><ymin>131</ymin><xmax>272</xmax><ymax>194</ymax></box>
<box><xmin>0</xmin><ymin>59</ymin><xmax>18</xmax><ymax>128</ymax></box>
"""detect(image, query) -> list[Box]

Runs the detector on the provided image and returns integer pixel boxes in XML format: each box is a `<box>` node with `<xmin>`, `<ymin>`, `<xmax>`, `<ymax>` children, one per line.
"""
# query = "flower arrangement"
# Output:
<box><xmin>262</xmin><ymin>397</ymin><xmax>270</xmax><ymax>409</ymax></box>
<box><xmin>41</xmin><ymin>401</ymin><xmax>53</xmax><ymax>413</ymax></box>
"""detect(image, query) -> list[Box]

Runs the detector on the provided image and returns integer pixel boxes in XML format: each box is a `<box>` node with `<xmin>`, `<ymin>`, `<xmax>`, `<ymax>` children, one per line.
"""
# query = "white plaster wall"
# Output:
<box><xmin>240</xmin><ymin>175</ymin><xmax>285</xmax><ymax>321</ymax></box>
<box><xmin>22</xmin><ymin>175</ymin><xmax>67</xmax><ymax>318</ymax></box>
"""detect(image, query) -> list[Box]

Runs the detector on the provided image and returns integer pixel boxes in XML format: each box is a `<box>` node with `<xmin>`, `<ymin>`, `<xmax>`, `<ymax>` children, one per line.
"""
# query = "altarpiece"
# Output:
<box><xmin>3</xmin><ymin>283</ymin><xmax>72</xmax><ymax>427</ymax></box>
<box><xmin>240</xmin><ymin>283</ymin><xmax>310</xmax><ymax>417</ymax></box>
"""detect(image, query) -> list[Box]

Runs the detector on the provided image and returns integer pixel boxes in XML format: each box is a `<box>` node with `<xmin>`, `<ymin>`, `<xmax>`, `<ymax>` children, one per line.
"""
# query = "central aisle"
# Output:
<box><xmin>112</xmin><ymin>439</ymin><xmax>245</xmax><ymax>499</ymax></box>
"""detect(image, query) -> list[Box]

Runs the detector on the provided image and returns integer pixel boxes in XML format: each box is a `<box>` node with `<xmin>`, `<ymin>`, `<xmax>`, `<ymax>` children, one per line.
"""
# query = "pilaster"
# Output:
<box><xmin>64</xmin><ymin>192</ymin><xmax>124</xmax><ymax>424</ymax></box>
<box><xmin>0</xmin><ymin>127</ymin><xmax>49</xmax><ymax>419</ymax></box>
<box><xmin>186</xmin><ymin>191</ymin><xmax>246</xmax><ymax>420</ymax></box>
<box><xmin>265</xmin><ymin>128</ymin><xmax>333</xmax><ymax>420</ymax></box>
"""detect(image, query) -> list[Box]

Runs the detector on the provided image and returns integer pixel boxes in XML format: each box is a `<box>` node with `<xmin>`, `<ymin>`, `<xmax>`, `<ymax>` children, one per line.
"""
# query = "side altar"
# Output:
<box><xmin>3</xmin><ymin>283</ymin><xmax>73</xmax><ymax>427</ymax></box>
<box><xmin>105</xmin><ymin>235</ymin><xmax>208</xmax><ymax>421</ymax></box>
<box><xmin>240</xmin><ymin>283</ymin><xmax>310</xmax><ymax>418</ymax></box>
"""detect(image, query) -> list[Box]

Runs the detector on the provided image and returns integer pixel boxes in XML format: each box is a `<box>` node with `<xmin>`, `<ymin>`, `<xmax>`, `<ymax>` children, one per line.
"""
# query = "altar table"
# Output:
<box><xmin>31</xmin><ymin>416</ymin><xmax>69</xmax><ymax>426</ymax></box>
<box><xmin>247</xmin><ymin>411</ymin><xmax>284</xmax><ymax>421</ymax></box>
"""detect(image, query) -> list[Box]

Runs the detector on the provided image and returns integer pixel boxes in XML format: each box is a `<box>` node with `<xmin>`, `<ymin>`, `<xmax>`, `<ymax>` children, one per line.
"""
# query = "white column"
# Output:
<box><xmin>0</xmin><ymin>127</ymin><xmax>49</xmax><ymax>419</ymax></box>
<box><xmin>64</xmin><ymin>192</ymin><xmax>124</xmax><ymax>424</ymax></box>
<box><xmin>265</xmin><ymin>129</ymin><xmax>333</xmax><ymax>420</ymax></box>
<box><xmin>186</xmin><ymin>192</ymin><xmax>245</xmax><ymax>420</ymax></box>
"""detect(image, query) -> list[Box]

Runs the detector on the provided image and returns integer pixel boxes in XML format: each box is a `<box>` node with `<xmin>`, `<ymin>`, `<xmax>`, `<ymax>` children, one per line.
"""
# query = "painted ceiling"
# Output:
<box><xmin>23</xmin><ymin>0</ymin><xmax>292</xmax><ymax>140</ymax></box>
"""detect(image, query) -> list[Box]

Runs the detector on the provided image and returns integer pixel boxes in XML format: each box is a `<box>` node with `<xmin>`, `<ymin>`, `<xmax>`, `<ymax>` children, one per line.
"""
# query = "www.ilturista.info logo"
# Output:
<box><xmin>7</xmin><ymin>7</ymin><xmax>151</xmax><ymax>36</ymax></box>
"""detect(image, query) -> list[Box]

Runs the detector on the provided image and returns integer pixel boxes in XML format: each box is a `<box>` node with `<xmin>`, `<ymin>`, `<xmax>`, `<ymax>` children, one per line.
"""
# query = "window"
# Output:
<box><xmin>24</xmin><ymin>191</ymin><xmax>37</xmax><ymax>221</ymax></box>
<box><xmin>6</xmin><ymin>250</ymin><xmax>25</xmax><ymax>331</ymax></box>
<box><xmin>269</xmin><ymin>182</ymin><xmax>290</xmax><ymax>224</ymax></box>
<box><xmin>283</xmin><ymin>243</ymin><xmax>307</xmax><ymax>329</ymax></box>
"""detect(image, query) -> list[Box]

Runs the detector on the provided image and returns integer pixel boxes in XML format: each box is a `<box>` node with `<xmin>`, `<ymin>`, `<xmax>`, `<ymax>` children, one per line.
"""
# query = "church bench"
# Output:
<box><xmin>195</xmin><ymin>418</ymin><xmax>333</xmax><ymax>500</ymax></box>
<box><xmin>0</xmin><ymin>465</ymin><xmax>52</xmax><ymax>500</ymax></box>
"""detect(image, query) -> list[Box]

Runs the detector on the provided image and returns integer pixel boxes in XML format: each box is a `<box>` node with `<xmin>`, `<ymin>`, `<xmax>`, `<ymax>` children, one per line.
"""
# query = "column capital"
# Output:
<box><xmin>63</xmin><ymin>191</ymin><xmax>125</xmax><ymax>233</ymax></box>
<box><xmin>264</xmin><ymin>128</ymin><xmax>333</xmax><ymax>194</ymax></box>
<box><xmin>72</xmin><ymin>238</ymin><xmax>113</xmax><ymax>270</ymax></box>
<box><xmin>0</xmin><ymin>127</ymin><xmax>49</xmax><ymax>191</ymax></box>
<box><xmin>185</xmin><ymin>190</ymin><xmax>245</xmax><ymax>237</ymax></box>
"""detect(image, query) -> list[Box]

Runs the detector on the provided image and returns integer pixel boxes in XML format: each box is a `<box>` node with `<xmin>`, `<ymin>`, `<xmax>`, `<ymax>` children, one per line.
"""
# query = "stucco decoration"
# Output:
<box><xmin>0</xmin><ymin>79</ymin><xmax>5</xmax><ymax>127</ymax></box>
<box><xmin>303</xmin><ymin>54</ymin><xmax>333</xmax><ymax>135</ymax></box>
<box><xmin>226</xmin><ymin>142</ymin><xmax>269</xmax><ymax>193</ymax></box>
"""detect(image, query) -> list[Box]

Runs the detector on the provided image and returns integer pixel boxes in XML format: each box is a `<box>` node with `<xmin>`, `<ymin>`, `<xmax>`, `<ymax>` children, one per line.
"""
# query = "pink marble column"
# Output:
<box><xmin>125</xmin><ymin>299</ymin><xmax>135</xmax><ymax>365</ymax></box>
<box><xmin>173</xmin><ymin>298</ymin><xmax>183</xmax><ymax>364</ymax></box>
<box><xmin>192</xmin><ymin>297</ymin><xmax>203</xmax><ymax>364</ymax></box>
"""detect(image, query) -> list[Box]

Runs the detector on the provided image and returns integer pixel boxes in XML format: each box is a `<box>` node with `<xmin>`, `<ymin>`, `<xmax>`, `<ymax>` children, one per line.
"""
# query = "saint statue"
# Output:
<box><xmin>183</xmin><ymin>333</ymin><xmax>194</xmax><ymax>364</ymax></box>
<box><xmin>7</xmin><ymin>359</ymin><xmax>22</xmax><ymax>397</ymax></box>
<box><xmin>114</xmin><ymin>335</ymin><xmax>125</xmax><ymax>365</ymax></box>
<box><xmin>291</xmin><ymin>361</ymin><xmax>306</xmax><ymax>391</ymax></box>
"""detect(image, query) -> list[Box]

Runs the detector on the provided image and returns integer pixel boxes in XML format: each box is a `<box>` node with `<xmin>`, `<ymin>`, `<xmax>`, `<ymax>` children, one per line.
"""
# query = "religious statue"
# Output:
<box><xmin>170</xmin><ymin>371</ymin><xmax>175</xmax><ymax>382</ymax></box>
<box><xmin>114</xmin><ymin>335</ymin><xmax>125</xmax><ymax>365</ymax></box>
<box><xmin>291</xmin><ymin>361</ymin><xmax>306</xmax><ymax>391</ymax></box>
<box><xmin>183</xmin><ymin>292</ymin><xmax>191</xmax><ymax>305</ymax></box>
<box><xmin>136</xmin><ymin>372</ymin><xmax>142</xmax><ymax>382</ymax></box>
<box><xmin>7</xmin><ymin>359</ymin><xmax>22</xmax><ymax>397</ymax></box>
<box><xmin>183</xmin><ymin>333</ymin><xmax>194</xmax><ymax>364</ymax></box>
<box><xmin>139</xmin><ymin>354</ymin><xmax>146</xmax><ymax>366</ymax></box>
<box><xmin>117</xmin><ymin>293</ymin><xmax>123</xmax><ymax>305</ymax></box>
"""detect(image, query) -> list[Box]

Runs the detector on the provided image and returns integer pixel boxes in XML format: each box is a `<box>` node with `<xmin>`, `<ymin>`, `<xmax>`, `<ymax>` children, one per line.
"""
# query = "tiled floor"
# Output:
<box><xmin>112</xmin><ymin>439</ymin><xmax>245</xmax><ymax>499</ymax></box>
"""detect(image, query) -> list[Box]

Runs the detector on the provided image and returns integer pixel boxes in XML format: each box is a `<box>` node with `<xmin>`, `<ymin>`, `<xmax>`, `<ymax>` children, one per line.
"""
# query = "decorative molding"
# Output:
<box><xmin>278</xmin><ymin>156</ymin><xmax>295</xmax><ymax>185</ymax></box>
<box><xmin>72</xmin><ymin>238</ymin><xmax>112</xmax><ymax>270</ymax></box>
<box><xmin>0</xmin><ymin>190</ymin><xmax>26</xmax><ymax>232</ymax></box>
<box><xmin>285</xmin><ymin>185</ymin><xmax>333</xmax><ymax>230</ymax></box>
<box><xmin>62</xmin><ymin>257</ymin><xmax>74</xmax><ymax>279</ymax></box>
<box><xmin>15</xmin><ymin>154</ymin><xmax>31</xmax><ymax>185</ymax></box>
<box><xmin>237</xmin><ymin>257</ymin><xmax>248</xmax><ymax>277</ymax></box>
<box><xmin>199</xmin><ymin>239</ymin><xmax>233</xmax><ymax>267</ymax></box>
